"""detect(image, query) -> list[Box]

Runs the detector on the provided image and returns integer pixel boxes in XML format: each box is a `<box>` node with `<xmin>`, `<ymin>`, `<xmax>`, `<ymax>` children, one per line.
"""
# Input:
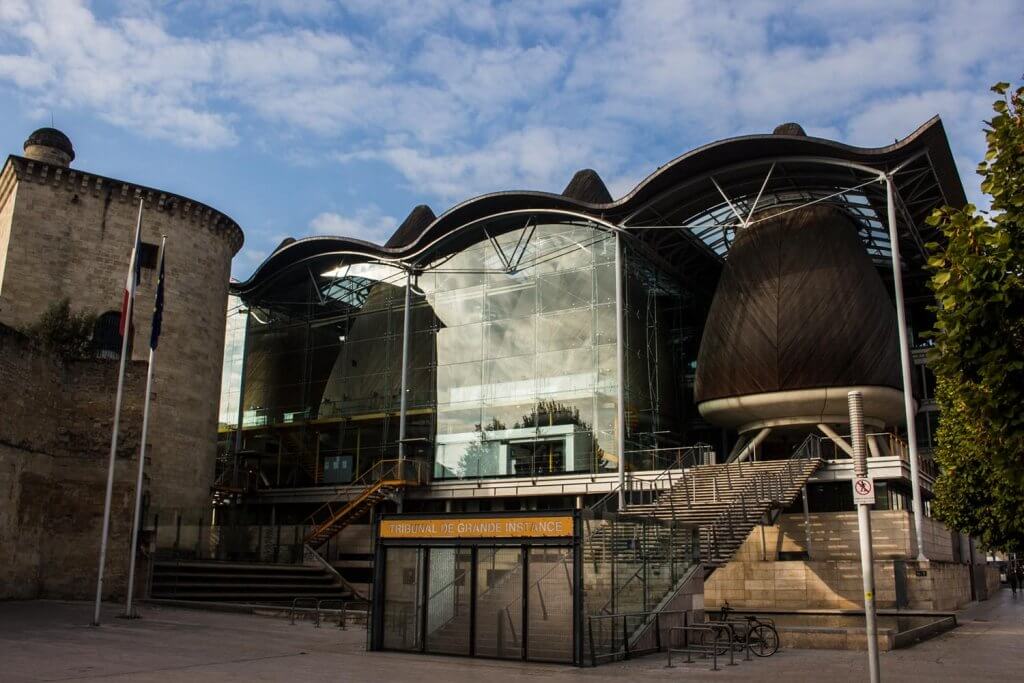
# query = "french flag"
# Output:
<box><xmin>119</xmin><ymin>219</ymin><xmax>143</xmax><ymax>338</ymax></box>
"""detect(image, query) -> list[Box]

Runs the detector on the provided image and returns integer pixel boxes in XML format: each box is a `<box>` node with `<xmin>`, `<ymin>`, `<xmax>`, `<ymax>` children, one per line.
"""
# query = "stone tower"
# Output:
<box><xmin>0</xmin><ymin>127</ymin><xmax>244</xmax><ymax>512</ymax></box>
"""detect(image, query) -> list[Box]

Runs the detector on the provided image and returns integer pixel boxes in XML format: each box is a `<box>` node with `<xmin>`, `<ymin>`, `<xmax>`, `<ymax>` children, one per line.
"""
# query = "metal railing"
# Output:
<box><xmin>304</xmin><ymin>459</ymin><xmax>428</xmax><ymax>529</ymax></box>
<box><xmin>590</xmin><ymin>444</ymin><xmax>713</xmax><ymax>519</ymax></box>
<box><xmin>703</xmin><ymin>434</ymin><xmax>821</xmax><ymax>562</ymax></box>
<box><xmin>587</xmin><ymin>609</ymin><xmax>689</xmax><ymax>665</ymax></box>
<box><xmin>497</xmin><ymin>552</ymin><xmax>573</xmax><ymax>639</ymax></box>
<box><xmin>666</xmin><ymin>623</ymin><xmax>744</xmax><ymax>671</ymax></box>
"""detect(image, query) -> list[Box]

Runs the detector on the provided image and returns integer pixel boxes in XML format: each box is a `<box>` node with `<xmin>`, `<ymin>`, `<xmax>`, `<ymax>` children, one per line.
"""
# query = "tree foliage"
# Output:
<box><xmin>23</xmin><ymin>298</ymin><xmax>97</xmax><ymax>359</ymax></box>
<box><xmin>926</xmin><ymin>79</ymin><xmax>1024</xmax><ymax>550</ymax></box>
<box><xmin>930</xmin><ymin>376</ymin><xmax>1024</xmax><ymax>551</ymax></box>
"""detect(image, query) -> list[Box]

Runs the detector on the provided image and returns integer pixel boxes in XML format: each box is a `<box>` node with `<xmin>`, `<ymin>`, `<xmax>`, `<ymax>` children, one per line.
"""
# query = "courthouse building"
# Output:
<box><xmin>216</xmin><ymin>116</ymin><xmax>995</xmax><ymax>627</ymax></box>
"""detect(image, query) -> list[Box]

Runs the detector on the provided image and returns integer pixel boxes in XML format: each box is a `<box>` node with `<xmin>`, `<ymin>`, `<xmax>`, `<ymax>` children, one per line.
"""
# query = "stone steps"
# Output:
<box><xmin>150</xmin><ymin>559</ymin><xmax>351</xmax><ymax>603</ymax></box>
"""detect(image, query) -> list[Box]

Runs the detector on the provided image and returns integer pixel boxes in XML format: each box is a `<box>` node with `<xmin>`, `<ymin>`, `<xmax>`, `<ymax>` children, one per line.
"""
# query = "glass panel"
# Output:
<box><xmin>527</xmin><ymin>547</ymin><xmax>574</xmax><ymax>663</ymax></box>
<box><xmin>415</xmin><ymin>222</ymin><xmax>619</xmax><ymax>479</ymax></box>
<box><xmin>475</xmin><ymin>547</ymin><xmax>523</xmax><ymax>659</ymax></box>
<box><xmin>425</xmin><ymin>547</ymin><xmax>473</xmax><ymax>655</ymax></box>
<box><xmin>382</xmin><ymin>547</ymin><xmax>423</xmax><ymax>651</ymax></box>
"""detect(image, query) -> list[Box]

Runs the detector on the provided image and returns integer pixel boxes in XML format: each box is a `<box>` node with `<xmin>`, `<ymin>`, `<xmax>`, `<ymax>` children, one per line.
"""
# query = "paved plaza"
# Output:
<box><xmin>2</xmin><ymin>591</ymin><xmax>1022</xmax><ymax>682</ymax></box>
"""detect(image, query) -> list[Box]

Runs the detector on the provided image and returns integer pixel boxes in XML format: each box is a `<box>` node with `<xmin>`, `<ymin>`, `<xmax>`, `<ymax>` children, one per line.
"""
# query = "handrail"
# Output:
<box><xmin>304</xmin><ymin>543</ymin><xmax>367</xmax><ymax>602</ymax></box>
<box><xmin>498</xmin><ymin>553</ymin><xmax>572</xmax><ymax>622</ymax></box>
<box><xmin>304</xmin><ymin>459</ymin><xmax>426</xmax><ymax>527</ymax></box>
<box><xmin>596</xmin><ymin>562</ymin><xmax>646</xmax><ymax>616</ymax></box>
<box><xmin>427</xmin><ymin>568</ymin><xmax>467</xmax><ymax>603</ymax></box>
<box><xmin>703</xmin><ymin>434</ymin><xmax>821</xmax><ymax>561</ymax></box>
<box><xmin>589</xmin><ymin>444</ymin><xmax>712</xmax><ymax>519</ymax></box>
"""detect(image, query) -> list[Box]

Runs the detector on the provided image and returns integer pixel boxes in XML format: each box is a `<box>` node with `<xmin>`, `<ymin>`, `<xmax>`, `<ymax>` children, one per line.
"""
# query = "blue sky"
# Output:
<box><xmin>1</xmin><ymin>0</ymin><xmax>1021</xmax><ymax>280</ymax></box>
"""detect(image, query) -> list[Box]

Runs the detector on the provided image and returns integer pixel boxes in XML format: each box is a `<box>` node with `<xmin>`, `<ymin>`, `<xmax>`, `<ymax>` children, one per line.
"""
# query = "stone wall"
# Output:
<box><xmin>0</xmin><ymin>156</ymin><xmax>241</xmax><ymax>511</ymax></box>
<box><xmin>706</xmin><ymin>511</ymin><xmax>976</xmax><ymax>611</ymax></box>
<box><xmin>764</xmin><ymin>511</ymin><xmax>955</xmax><ymax>562</ymax></box>
<box><xmin>0</xmin><ymin>325</ymin><xmax>146</xmax><ymax>599</ymax></box>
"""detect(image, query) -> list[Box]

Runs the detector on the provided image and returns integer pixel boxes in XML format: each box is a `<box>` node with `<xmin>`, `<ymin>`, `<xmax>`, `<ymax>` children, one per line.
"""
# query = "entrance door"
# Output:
<box><xmin>424</xmin><ymin>547</ymin><xmax>473</xmax><ymax>655</ymax></box>
<box><xmin>474</xmin><ymin>547</ymin><xmax>524</xmax><ymax>659</ymax></box>
<box><xmin>527</xmin><ymin>546</ymin><xmax>575</xmax><ymax>663</ymax></box>
<box><xmin>377</xmin><ymin>538</ymin><xmax>576</xmax><ymax>663</ymax></box>
<box><xmin>381</xmin><ymin>547</ymin><xmax>424</xmax><ymax>651</ymax></box>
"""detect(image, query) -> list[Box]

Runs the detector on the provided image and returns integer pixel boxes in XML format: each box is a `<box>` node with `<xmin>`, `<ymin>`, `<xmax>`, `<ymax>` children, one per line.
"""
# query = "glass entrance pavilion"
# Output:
<box><xmin>228</xmin><ymin>214</ymin><xmax>701</xmax><ymax>489</ymax></box>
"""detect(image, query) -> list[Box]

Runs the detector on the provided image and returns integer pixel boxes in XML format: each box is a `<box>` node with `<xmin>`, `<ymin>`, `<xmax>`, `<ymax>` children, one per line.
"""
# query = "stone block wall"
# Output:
<box><xmin>0</xmin><ymin>157</ymin><xmax>241</xmax><ymax>511</ymax></box>
<box><xmin>706</xmin><ymin>510</ymin><xmax>977</xmax><ymax>612</ymax></box>
<box><xmin>0</xmin><ymin>325</ymin><xmax>146</xmax><ymax>599</ymax></box>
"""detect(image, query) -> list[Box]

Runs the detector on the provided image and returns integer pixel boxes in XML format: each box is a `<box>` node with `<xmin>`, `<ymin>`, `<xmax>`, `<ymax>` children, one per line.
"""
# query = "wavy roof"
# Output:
<box><xmin>234</xmin><ymin>116</ymin><xmax>964</xmax><ymax>299</ymax></box>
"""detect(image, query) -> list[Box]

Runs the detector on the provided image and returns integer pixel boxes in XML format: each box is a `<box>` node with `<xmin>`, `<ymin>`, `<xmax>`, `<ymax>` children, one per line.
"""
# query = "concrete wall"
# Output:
<box><xmin>0</xmin><ymin>156</ymin><xmax>241</xmax><ymax>511</ymax></box>
<box><xmin>0</xmin><ymin>326</ymin><xmax>146</xmax><ymax>599</ymax></box>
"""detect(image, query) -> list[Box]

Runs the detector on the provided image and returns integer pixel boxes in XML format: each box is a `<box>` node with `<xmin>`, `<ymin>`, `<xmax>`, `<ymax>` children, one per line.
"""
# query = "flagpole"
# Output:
<box><xmin>123</xmin><ymin>235</ymin><xmax>165</xmax><ymax>619</ymax></box>
<box><xmin>92</xmin><ymin>198</ymin><xmax>143</xmax><ymax>627</ymax></box>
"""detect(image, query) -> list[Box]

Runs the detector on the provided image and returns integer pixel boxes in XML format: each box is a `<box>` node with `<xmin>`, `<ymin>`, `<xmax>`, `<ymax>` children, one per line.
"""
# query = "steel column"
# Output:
<box><xmin>398</xmin><ymin>269</ymin><xmax>412</xmax><ymax>462</ymax></box>
<box><xmin>885</xmin><ymin>175</ymin><xmax>927</xmax><ymax>561</ymax></box>
<box><xmin>397</xmin><ymin>270</ymin><xmax>413</xmax><ymax>513</ymax></box>
<box><xmin>615</xmin><ymin>233</ymin><xmax>627</xmax><ymax>508</ymax></box>
<box><xmin>232</xmin><ymin>307</ymin><xmax>251</xmax><ymax>488</ymax></box>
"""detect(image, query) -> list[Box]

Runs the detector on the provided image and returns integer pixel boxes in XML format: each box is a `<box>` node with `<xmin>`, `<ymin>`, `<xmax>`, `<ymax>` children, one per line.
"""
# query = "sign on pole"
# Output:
<box><xmin>853</xmin><ymin>477</ymin><xmax>875</xmax><ymax>505</ymax></box>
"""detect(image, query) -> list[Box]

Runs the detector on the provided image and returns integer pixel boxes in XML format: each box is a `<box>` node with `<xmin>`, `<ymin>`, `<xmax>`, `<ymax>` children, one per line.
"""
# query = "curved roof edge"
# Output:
<box><xmin>7</xmin><ymin>154</ymin><xmax>245</xmax><ymax>254</ymax></box>
<box><xmin>233</xmin><ymin>116</ymin><xmax>964</xmax><ymax>296</ymax></box>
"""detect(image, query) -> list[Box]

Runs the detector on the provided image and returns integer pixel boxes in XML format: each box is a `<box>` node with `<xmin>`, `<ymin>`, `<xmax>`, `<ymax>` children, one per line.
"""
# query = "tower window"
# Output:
<box><xmin>138</xmin><ymin>242</ymin><xmax>160</xmax><ymax>269</ymax></box>
<box><xmin>94</xmin><ymin>311</ymin><xmax>122</xmax><ymax>358</ymax></box>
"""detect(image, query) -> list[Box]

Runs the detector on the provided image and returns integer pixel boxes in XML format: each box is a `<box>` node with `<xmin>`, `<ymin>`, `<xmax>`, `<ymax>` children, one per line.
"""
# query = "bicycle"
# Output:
<box><xmin>700</xmin><ymin>601</ymin><xmax>780</xmax><ymax>657</ymax></box>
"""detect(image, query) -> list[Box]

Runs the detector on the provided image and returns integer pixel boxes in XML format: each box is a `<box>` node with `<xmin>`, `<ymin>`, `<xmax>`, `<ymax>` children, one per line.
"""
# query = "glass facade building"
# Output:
<box><xmin>222</xmin><ymin>117</ymin><xmax>964</xmax><ymax>525</ymax></box>
<box><xmin>224</xmin><ymin>217</ymin><xmax>699</xmax><ymax>487</ymax></box>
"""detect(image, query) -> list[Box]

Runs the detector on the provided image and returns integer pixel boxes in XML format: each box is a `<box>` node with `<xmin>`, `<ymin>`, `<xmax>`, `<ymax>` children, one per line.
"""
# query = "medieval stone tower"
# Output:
<box><xmin>0</xmin><ymin>127</ymin><xmax>243</xmax><ymax>513</ymax></box>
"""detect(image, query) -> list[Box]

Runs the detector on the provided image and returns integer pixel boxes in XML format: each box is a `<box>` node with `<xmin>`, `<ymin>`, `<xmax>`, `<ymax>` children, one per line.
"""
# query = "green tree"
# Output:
<box><xmin>23</xmin><ymin>298</ymin><xmax>97</xmax><ymax>359</ymax></box>
<box><xmin>930</xmin><ymin>376</ymin><xmax>1024</xmax><ymax>551</ymax></box>
<box><xmin>926</xmin><ymin>79</ymin><xmax>1024</xmax><ymax>550</ymax></box>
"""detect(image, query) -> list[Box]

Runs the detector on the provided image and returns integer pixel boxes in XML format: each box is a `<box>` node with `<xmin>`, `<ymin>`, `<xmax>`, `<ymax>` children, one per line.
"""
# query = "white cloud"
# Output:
<box><xmin>0</xmin><ymin>0</ymin><xmax>1020</xmax><ymax>220</ymax></box>
<box><xmin>309</xmin><ymin>206</ymin><xmax>398</xmax><ymax>244</ymax></box>
<box><xmin>346</xmin><ymin>124</ymin><xmax>626</xmax><ymax>202</ymax></box>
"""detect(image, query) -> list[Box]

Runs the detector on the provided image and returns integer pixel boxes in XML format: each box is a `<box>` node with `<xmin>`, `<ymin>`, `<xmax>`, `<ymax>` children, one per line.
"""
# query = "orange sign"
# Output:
<box><xmin>379</xmin><ymin>516</ymin><xmax>574</xmax><ymax>539</ymax></box>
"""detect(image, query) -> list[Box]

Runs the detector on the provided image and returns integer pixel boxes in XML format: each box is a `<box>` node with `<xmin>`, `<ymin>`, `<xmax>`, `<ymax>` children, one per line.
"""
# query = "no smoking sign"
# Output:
<box><xmin>853</xmin><ymin>477</ymin><xmax>875</xmax><ymax>505</ymax></box>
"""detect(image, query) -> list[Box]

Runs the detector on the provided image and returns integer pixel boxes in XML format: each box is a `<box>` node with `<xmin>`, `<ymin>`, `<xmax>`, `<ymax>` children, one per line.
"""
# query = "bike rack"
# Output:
<box><xmin>666</xmin><ymin>624</ymin><xmax>734</xmax><ymax>671</ymax></box>
<box><xmin>289</xmin><ymin>597</ymin><xmax>318</xmax><ymax>625</ymax></box>
<box><xmin>316</xmin><ymin>599</ymin><xmax>349</xmax><ymax>629</ymax></box>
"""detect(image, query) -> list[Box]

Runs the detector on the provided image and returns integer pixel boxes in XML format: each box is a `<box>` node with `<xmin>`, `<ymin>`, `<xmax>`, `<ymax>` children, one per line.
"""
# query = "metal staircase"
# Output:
<box><xmin>303</xmin><ymin>459</ymin><xmax>427</xmax><ymax>549</ymax></box>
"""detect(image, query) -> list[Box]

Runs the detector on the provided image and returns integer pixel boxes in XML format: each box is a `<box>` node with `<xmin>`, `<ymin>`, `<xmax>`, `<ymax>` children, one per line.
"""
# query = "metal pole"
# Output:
<box><xmin>849</xmin><ymin>391</ymin><xmax>881</xmax><ymax>683</ymax></box>
<box><xmin>614</xmin><ymin>233</ymin><xmax>627</xmax><ymax>509</ymax></box>
<box><xmin>396</xmin><ymin>269</ymin><xmax>412</xmax><ymax>513</ymax></box>
<box><xmin>123</xmin><ymin>348</ymin><xmax>154</xmax><ymax>619</ymax></box>
<box><xmin>398</xmin><ymin>269</ymin><xmax>412</xmax><ymax>464</ymax></box>
<box><xmin>802</xmin><ymin>484</ymin><xmax>813</xmax><ymax>559</ymax></box>
<box><xmin>124</xmin><ymin>235</ymin><xmax>166</xmax><ymax>618</ymax></box>
<box><xmin>885</xmin><ymin>175</ymin><xmax>927</xmax><ymax>561</ymax></box>
<box><xmin>232</xmin><ymin>307</ymin><xmax>251</xmax><ymax>488</ymax></box>
<box><xmin>93</xmin><ymin>198</ymin><xmax>143</xmax><ymax>626</ymax></box>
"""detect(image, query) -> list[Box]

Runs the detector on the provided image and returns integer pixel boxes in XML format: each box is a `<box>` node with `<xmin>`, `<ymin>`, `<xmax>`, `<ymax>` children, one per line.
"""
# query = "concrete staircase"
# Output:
<box><xmin>626</xmin><ymin>457</ymin><xmax>823</xmax><ymax>571</ymax></box>
<box><xmin>150</xmin><ymin>559</ymin><xmax>353</xmax><ymax>604</ymax></box>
